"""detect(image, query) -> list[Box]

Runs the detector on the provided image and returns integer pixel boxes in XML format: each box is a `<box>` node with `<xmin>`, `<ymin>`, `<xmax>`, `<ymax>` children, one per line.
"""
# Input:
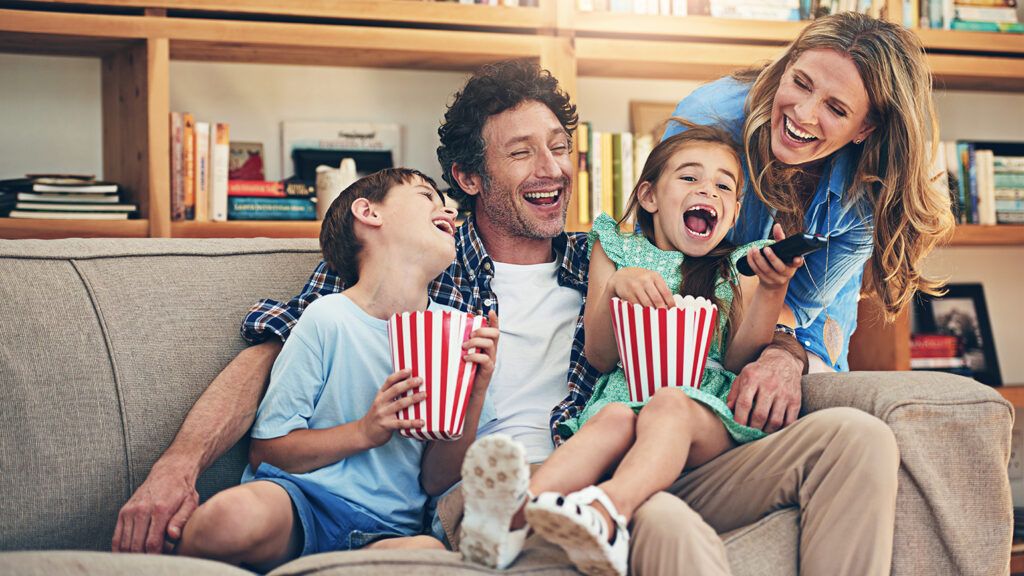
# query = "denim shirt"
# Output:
<box><xmin>665</xmin><ymin>77</ymin><xmax>874</xmax><ymax>370</ymax></box>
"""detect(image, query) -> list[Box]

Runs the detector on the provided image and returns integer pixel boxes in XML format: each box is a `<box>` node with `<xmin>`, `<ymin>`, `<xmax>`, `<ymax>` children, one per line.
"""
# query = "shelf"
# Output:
<box><xmin>997</xmin><ymin>385</ymin><xmax>1024</xmax><ymax>406</ymax></box>
<box><xmin>21</xmin><ymin>0</ymin><xmax>552</xmax><ymax>31</ymax></box>
<box><xmin>572</xmin><ymin>12</ymin><xmax>804</xmax><ymax>43</ymax></box>
<box><xmin>949</xmin><ymin>225</ymin><xmax>1024</xmax><ymax>247</ymax></box>
<box><xmin>0</xmin><ymin>218</ymin><xmax>149</xmax><ymax>239</ymax></box>
<box><xmin>171</xmin><ymin>221</ymin><xmax>320</xmax><ymax>238</ymax></box>
<box><xmin>576</xmin><ymin>37</ymin><xmax>782</xmax><ymax>80</ymax></box>
<box><xmin>916</xmin><ymin>28</ymin><xmax>1024</xmax><ymax>56</ymax></box>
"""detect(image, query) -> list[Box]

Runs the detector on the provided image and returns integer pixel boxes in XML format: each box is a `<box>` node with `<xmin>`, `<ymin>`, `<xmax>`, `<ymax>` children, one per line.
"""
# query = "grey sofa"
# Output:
<box><xmin>0</xmin><ymin>238</ymin><xmax>1014</xmax><ymax>575</ymax></box>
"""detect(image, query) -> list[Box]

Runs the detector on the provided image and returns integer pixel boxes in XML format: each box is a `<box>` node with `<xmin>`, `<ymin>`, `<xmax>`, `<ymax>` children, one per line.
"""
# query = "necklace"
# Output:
<box><xmin>803</xmin><ymin>191</ymin><xmax>843</xmax><ymax>366</ymax></box>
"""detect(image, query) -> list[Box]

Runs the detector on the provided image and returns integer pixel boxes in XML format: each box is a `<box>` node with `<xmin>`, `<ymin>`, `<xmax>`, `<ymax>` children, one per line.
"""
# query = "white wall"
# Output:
<box><xmin>2</xmin><ymin>55</ymin><xmax>1022</xmax><ymax>382</ymax></box>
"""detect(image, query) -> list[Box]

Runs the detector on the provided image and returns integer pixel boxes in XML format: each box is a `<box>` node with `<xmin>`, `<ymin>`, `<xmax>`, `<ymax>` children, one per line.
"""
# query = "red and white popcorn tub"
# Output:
<box><xmin>387</xmin><ymin>309</ymin><xmax>487</xmax><ymax>441</ymax></box>
<box><xmin>609</xmin><ymin>295</ymin><xmax>718</xmax><ymax>403</ymax></box>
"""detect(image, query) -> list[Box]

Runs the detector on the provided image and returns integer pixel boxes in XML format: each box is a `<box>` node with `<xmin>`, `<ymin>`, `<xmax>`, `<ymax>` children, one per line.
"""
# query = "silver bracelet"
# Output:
<box><xmin>774</xmin><ymin>324</ymin><xmax>797</xmax><ymax>338</ymax></box>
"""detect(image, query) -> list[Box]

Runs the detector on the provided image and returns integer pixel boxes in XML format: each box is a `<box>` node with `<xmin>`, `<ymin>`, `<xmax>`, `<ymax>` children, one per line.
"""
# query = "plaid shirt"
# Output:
<box><xmin>241</xmin><ymin>215</ymin><xmax>601</xmax><ymax>446</ymax></box>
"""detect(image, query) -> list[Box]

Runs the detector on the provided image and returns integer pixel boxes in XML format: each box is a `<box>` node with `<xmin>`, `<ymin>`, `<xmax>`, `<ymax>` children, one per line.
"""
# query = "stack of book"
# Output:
<box><xmin>0</xmin><ymin>176</ymin><xmax>136</xmax><ymax>220</ymax></box>
<box><xmin>227</xmin><ymin>179</ymin><xmax>316</xmax><ymax>221</ymax></box>
<box><xmin>170</xmin><ymin>112</ymin><xmax>229</xmax><ymax>222</ymax></box>
<box><xmin>576</xmin><ymin>122</ymin><xmax>653</xmax><ymax>225</ymax></box>
<box><xmin>910</xmin><ymin>333</ymin><xmax>973</xmax><ymax>375</ymax></box>
<box><xmin>914</xmin><ymin>0</ymin><xmax>1022</xmax><ymax>33</ymax></box>
<box><xmin>934</xmin><ymin>140</ymin><xmax>1024</xmax><ymax>225</ymax></box>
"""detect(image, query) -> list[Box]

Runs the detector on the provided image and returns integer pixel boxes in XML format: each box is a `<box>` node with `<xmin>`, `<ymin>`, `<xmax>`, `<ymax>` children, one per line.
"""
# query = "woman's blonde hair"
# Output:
<box><xmin>737</xmin><ymin>11</ymin><xmax>954</xmax><ymax>322</ymax></box>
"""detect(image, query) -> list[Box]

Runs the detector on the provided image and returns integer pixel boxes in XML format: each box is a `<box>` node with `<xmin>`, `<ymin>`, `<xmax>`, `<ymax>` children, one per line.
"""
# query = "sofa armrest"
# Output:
<box><xmin>800</xmin><ymin>371</ymin><xmax>1013</xmax><ymax>576</ymax></box>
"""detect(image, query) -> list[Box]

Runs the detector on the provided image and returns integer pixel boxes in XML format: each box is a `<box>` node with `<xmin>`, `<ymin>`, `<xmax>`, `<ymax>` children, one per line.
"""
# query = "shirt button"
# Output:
<box><xmin>483</xmin><ymin>298</ymin><xmax>493</xmax><ymax>307</ymax></box>
<box><xmin>483</xmin><ymin>262</ymin><xmax>492</xmax><ymax>271</ymax></box>
<box><xmin>804</xmin><ymin>340</ymin><xmax>811</xmax><ymax>346</ymax></box>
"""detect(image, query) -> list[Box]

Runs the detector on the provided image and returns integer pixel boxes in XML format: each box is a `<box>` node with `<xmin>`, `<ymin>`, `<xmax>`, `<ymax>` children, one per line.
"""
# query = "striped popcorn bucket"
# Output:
<box><xmin>609</xmin><ymin>295</ymin><xmax>718</xmax><ymax>403</ymax></box>
<box><xmin>387</xmin><ymin>309</ymin><xmax>487</xmax><ymax>441</ymax></box>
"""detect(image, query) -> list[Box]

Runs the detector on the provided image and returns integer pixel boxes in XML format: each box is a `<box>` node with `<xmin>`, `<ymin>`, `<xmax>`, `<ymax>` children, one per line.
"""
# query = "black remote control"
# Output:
<box><xmin>736</xmin><ymin>233</ymin><xmax>827</xmax><ymax>276</ymax></box>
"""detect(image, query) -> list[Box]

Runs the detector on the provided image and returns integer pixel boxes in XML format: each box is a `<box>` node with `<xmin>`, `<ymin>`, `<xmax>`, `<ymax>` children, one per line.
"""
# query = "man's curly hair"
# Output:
<box><xmin>436</xmin><ymin>59</ymin><xmax>577</xmax><ymax>211</ymax></box>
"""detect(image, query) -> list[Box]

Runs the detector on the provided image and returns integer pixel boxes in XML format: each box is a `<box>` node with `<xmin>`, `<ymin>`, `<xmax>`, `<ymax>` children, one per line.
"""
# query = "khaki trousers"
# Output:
<box><xmin>439</xmin><ymin>406</ymin><xmax>899</xmax><ymax>576</ymax></box>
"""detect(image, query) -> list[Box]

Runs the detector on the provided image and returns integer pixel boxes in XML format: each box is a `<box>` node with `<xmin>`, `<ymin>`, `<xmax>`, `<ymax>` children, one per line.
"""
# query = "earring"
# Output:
<box><xmin>854</xmin><ymin>138</ymin><xmax>863</xmax><ymax>144</ymax></box>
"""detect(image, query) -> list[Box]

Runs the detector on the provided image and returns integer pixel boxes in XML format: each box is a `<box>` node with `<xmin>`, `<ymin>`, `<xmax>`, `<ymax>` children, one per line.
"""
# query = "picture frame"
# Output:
<box><xmin>912</xmin><ymin>283</ymin><xmax>1002</xmax><ymax>386</ymax></box>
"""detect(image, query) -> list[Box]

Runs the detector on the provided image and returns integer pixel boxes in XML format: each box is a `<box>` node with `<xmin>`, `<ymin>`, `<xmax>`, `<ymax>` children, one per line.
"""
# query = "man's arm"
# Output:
<box><xmin>111</xmin><ymin>340</ymin><xmax>281</xmax><ymax>554</ymax></box>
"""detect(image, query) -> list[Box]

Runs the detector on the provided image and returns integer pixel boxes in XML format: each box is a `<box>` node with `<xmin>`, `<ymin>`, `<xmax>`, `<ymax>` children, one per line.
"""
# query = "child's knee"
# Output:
<box><xmin>643</xmin><ymin>387</ymin><xmax>694</xmax><ymax>418</ymax></box>
<box><xmin>180</xmin><ymin>483</ymin><xmax>285</xmax><ymax>558</ymax></box>
<box><xmin>589</xmin><ymin>403</ymin><xmax>637</xmax><ymax>430</ymax></box>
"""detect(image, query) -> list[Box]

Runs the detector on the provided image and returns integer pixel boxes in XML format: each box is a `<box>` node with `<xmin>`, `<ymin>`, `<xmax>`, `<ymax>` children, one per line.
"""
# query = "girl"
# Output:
<box><xmin>459</xmin><ymin>121</ymin><xmax>804</xmax><ymax>576</ymax></box>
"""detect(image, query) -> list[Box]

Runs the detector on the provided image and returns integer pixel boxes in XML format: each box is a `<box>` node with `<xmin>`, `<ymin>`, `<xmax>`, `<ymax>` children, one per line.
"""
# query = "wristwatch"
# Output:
<box><xmin>774</xmin><ymin>324</ymin><xmax>797</xmax><ymax>338</ymax></box>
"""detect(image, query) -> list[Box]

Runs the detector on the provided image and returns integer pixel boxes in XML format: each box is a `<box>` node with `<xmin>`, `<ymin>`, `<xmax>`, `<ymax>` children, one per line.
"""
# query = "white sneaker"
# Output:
<box><xmin>525</xmin><ymin>486</ymin><xmax>630</xmax><ymax>576</ymax></box>
<box><xmin>459</xmin><ymin>434</ymin><xmax>530</xmax><ymax>569</ymax></box>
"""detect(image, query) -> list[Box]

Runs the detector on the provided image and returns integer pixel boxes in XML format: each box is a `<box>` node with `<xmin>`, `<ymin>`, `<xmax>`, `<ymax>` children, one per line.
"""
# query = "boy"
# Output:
<box><xmin>177</xmin><ymin>168</ymin><xmax>499</xmax><ymax>571</ymax></box>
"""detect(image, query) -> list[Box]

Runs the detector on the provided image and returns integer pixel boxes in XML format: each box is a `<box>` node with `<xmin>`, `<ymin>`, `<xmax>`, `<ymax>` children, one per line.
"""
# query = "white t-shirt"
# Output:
<box><xmin>477</xmin><ymin>257</ymin><xmax>583</xmax><ymax>463</ymax></box>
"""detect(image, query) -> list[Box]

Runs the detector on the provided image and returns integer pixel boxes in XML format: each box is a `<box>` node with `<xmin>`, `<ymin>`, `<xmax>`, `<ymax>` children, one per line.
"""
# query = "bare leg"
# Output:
<box><xmin>366</xmin><ymin>535</ymin><xmax>446</xmax><ymax>550</ymax></box>
<box><xmin>178</xmin><ymin>481</ymin><xmax>300</xmax><ymax>571</ymax></box>
<box><xmin>598</xmin><ymin>388</ymin><xmax>734</xmax><ymax>523</ymax></box>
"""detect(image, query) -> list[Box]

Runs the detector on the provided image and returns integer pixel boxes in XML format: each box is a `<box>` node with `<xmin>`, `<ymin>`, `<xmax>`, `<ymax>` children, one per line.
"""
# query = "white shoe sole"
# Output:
<box><xmin>525</xmin><ymin>497</ymin><xmax>625</xmax><ymax>576</ymax></box>
<box><xmin>459</xmin><ymin>434</ymin><xmax>529</xmax><ymax>569</ymax></box>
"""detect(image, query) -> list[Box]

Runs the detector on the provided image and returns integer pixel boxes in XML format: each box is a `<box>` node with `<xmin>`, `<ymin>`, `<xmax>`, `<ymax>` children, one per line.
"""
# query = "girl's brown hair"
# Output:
<box><xmin>619</xmin><ymin>119</ymin><xmax>745</xmax><ymax>320</ymax></box>
<box><xmin>735</xmin><ymin>11</ymin><xmax>954</xmax><ymax>321</ymax></box>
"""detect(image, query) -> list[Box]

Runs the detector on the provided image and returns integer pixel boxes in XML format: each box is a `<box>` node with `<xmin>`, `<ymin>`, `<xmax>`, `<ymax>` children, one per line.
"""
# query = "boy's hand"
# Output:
<box><xmin>463</xmin><ymin>311</ymin><xmax>499</xmax><ymax>395</ymax></box>
<box><xmin>745</xmin><ymin>224</ymin><xmax>803</xmax><ymax>291</ymax></box>
<box><xmin>608</xmin><ymin>267</ymin><xmax>675</xmax><ymax>308</ymax></box>
<box><xmin>357</xmin><ymin>369</ymin><xmax>426</xmax><ymax>448</ymax></box>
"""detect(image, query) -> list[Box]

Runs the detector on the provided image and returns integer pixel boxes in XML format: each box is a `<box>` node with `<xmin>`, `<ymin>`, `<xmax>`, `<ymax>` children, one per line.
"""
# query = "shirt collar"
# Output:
<box><xmin>456</xmin><ymin>214</ymin><xmax>587</xmax><ymax>286</ymax></box>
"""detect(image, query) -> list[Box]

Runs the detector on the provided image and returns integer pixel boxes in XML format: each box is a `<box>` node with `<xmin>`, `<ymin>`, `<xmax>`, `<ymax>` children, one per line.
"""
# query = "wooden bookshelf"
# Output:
<box><xmin>0</xmin><ymin>219</ymin><xmax>149</xmax><ymax>239</ymax></box>
<box><xmin>998</xmin><ymin>385</ymin><xmax>1024</xmax><ymax>406</ymax></box>
<box><xmin>571</xmin><ymin>12</ymin><xmax>806</xmax><ymax>43</ymax></box>
<box><xmin>950</xmin><ymin>225</ymin><xmax>1024</xmax><ymax>247</ymax></box>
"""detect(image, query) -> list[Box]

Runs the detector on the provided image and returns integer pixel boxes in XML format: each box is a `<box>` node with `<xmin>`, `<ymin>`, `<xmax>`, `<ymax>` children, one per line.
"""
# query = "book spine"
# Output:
<box><xmin>611</xmin><ymin>132</ymin><xmax>623</xmax><ymax>220</ymax></box>
<box><xmin>590</xmin><ymin>129</ymin><xmax>603</xmax><ymax>222</ymax></box>
<box><xmin>183</xmin><ymin>113</ymin><xmax>195</xmax><ymax>220</ymax></box>
<box><xmin>228</xmin><ymin>180</ymin><xmax>286</xmax><ymax>197</ymax></box>
<box><xmin>170</xmin><ymin>112</ymin><xmax>185</xmax><ymax>221</ymax></box>
<box><xmin>210</xmin><ymin>123</ymin><xmax>230</xmax><ymax>222</ymax></box>
<box><xmin>996</xmin><ymin>173</ymin><xmax>1024</xmax><ymax>188</ymax></box>
<box><xmin>620</xmin><ymin>132</ymin><xmax>634</xmax><ymax>219</ymax></box>
<box><xmin>577</xmin><ymin>122</ymin><xmax>591</xmax><ymax>225</ymax></box>
<box><xmin>601</xmin><ymin>132</ymin><xmax>614</xmax><ymax>218</ymax></box>
<box><xmin>228</xmin><ymin>197</ymin><xmax>316</xmax><ymax>220</ymax></box>
<box><xmin>954</xmin><ymin>5</ymin><xmax>1019</xmax><ymax>21</ymax></box>
<box><xmin>194</xmin><ymin>121</ymin><xmax>210</xmax><ymax>222</ymax></box>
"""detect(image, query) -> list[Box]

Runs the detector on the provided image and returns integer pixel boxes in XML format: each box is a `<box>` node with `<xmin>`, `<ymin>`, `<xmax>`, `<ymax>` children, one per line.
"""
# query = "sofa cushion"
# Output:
<box><xmin>0</xmin><ymin>551</ymin><xmax>253</xmax><ymax>576</ymax></box>
<box><xmin>0</xmin><ymin>238</ymin><xmax>321</xmax><ymax>551</ymax></box>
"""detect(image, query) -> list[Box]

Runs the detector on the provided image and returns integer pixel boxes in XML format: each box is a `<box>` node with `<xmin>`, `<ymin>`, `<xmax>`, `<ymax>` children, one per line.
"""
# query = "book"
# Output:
<box><xmin>14</xmin><ymin>202</ymin><xmax>136</xmax><ymax>212</ymax></box>
<box><xmin>194</xmin><ymin>121</ymin><xmax>210</xmax><ymax>222</ymax></box>
<box><xmin>0</xmin><ymin>178</ymin><xmax>119</xmax><ymax>194</ymax></box>
<box><xmin>590</xmin><ymin>128</ymin><xmax>604</xmax><ymax>222</ymax></box>
<box><xmin>954</xmin><ymin>5</ymin><xmax>1019</xmax><ymax>22</ymax></box>
<box><xmin>620</xmin><ymin>131</ymin><xmax>634</xmax><ymax>218</ymax></box>
<box><xmin>577</xmin><ymin>122</ymin><xmax>591</xmax><ymax>224</ymax></box>
<box><xmin>228</xmin><ymin>180</ymin><xmax>286</xmax><ymax>197</ymax></box>
<box><xmin>170</xmin><ymin>112</ymin><xmax>185</xmax><ymax>221</ymax></box>
<box><xmin>8</xmin><ymin>210</ymin><xmax>129</xmax><ymax>220</ymax></box>
<box><xmin>227</xmin><ymin>197</ymin><xmax>316</xmax><ymax>220</ymax></box>
<box><xmin>210</xmin><ymin>123</ymin><xmax>229</xmax><ymax>222</ymax></box>
<box><xmin>612</xmin><ymin>132</ymin><xmax>623</xmax><ymax>220</ymax></box>
<box><xmin>601</xmin><ymin>132</ymin><xmax>614</xmax><ymax>217</ymax></box>
<box><xmin>16</xmin><ymin>192</ymin><xmax>120</xmax><ymax>203</ymax></box>
<box><xmin>183</xmin><ymin>113</ymin><xmax>196</xmax><ymax>220</ymax></box>
<box><xmin>910</xmin><ymin>356</ymin><xmax>968</xmax><ymax>369</ymax></box>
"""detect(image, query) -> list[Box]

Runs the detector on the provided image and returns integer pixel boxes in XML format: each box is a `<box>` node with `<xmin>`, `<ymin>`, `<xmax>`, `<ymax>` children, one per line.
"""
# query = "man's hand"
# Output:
<box><xmin>608</xmin><ymin>267</ymin><xmax>676</xmax><ymax>308</ymax></box>
<box><xmin>727</xmin><ymin>346</ymin><xmax>803</xmax><ymax>434</ymax></box>
<box><xmin>112</xmin><ymin>458</ymin><xmax>199</xmax><ymax>554</ymax></box>
<box><xmin>357</xmin><ymin>369</ymin><xmax>426</xmax><ymax>448</ymax></box>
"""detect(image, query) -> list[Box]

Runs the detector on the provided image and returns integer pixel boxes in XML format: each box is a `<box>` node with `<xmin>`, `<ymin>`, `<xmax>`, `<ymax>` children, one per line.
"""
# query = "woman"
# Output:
<box><xmin>666</xmin><ymin>11</ymin><xmax>955</xmax><ymax>375</ymax></box>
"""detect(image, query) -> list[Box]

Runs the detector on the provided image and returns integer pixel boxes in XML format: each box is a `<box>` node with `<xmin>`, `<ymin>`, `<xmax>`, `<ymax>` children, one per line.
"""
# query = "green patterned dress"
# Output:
<box><xmin>558</xmin><ymin>213</ymin><xmax>772</xmax><ymax>445</ymax></box>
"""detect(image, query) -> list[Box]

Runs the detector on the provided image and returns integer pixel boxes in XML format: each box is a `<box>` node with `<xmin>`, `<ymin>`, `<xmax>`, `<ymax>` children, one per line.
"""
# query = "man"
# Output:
<box><xmin>115</xmin><ymin>59</ymin><xmax>898</xmax><ymax>575</ymax></box>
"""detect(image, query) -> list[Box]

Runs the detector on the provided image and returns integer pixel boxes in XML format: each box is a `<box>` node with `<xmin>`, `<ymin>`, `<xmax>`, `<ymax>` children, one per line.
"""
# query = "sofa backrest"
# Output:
<box><xmin>0</xmin><ymin>238</ymin><xmax>322</xmax><ymax>551</ymax></box>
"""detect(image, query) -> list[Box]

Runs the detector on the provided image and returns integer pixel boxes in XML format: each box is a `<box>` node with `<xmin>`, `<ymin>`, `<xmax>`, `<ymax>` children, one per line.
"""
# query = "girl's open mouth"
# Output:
<box><xmin>683</xmin><ymin>205</ymin><xmax>718</xmax><ymax>238</ymax></box>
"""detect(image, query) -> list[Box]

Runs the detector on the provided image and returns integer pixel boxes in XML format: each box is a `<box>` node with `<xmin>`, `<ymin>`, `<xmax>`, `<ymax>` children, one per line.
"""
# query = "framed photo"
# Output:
<box><xmin>913</xmin><ymin>283</ymin><xmax>1002</xmax><ymax>386</ymax></box>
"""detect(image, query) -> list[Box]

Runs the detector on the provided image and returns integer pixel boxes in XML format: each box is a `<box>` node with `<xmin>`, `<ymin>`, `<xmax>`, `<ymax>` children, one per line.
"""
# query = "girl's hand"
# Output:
<box><xmin>608</xmin><ymin>267</ymin><xmax>676</xmax><ymax>308</ymax></box>
<box><xmin>463</xmin><ymin>311</ymin><xmax>500</xmax><ymax>395</ymax></box>
<box><xmin>746</xmin><ymin>224</ymin><xmax>804</xmax><ymax>291</ymax></box>
<box><xmin>357</xmin><ymin>369</ymin><xmax>426</xmax><ymax>448</ymax></box>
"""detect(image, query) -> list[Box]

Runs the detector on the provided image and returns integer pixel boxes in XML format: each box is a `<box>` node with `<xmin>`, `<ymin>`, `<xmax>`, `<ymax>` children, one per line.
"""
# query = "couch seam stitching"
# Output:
<box><xmin>70</xmin><ymin>259</ymin><xmax>136</xmax><ymax>493</ymax></box>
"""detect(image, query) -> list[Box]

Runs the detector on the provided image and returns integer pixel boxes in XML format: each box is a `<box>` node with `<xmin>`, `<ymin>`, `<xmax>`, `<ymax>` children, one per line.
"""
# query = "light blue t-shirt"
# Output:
<box><xmin>241</xmin><ymin>293</ymin><xmax>457</xmax><ymax>535</ymax></box>
<box><xmin>665</xmin><ymin>77</ymin><xmax>874</xmax><ymax>370</ymax></box>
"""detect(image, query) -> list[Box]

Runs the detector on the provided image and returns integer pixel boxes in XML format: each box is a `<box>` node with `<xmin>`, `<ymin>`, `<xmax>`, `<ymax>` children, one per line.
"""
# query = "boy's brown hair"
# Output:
<box><xmin>319</xmin><ymin>167</ymin><xmax>440</xmax><ymax>286</ymax></box>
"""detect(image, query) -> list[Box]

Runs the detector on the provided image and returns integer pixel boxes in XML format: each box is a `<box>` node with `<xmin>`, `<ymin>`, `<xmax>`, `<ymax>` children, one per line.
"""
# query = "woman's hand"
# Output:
<box><xmin>744</xmin><ymin>224</ymin><xmax>804</xmax><ymax>292</ymax></box>
<box><xmin>607</xmin><ymin>267</ymin><xmax>676</xmax><ymax>308</ymax></box>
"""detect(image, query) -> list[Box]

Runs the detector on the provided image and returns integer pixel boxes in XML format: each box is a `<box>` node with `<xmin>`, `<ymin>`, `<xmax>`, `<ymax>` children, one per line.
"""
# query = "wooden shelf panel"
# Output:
<box><xmin>916</xmin><ymin>28</ymin><xmax>1024</xmax><ymax>56</ymax></box>
<box><xmin>576</xmin><ymin>37</ymin><xmax>782</xmax><ymax>80</ymax></box>
<box><xmin>950</xmin><ymin>225</ymin><xmax>1024</xmax><ymax>247</ymax></box>
<box><xmin>997</xmin><ymin>385</ymin><xmax>1024</xmax><ymax>406</ymax></box>
<box><xmin>930</xmin><ymin>53</ymin><xmax>1024</xmax><ymax>91</ymax></box>
<box><xmin>573</xmin><ymin>12</ymin><xmax>804</xmax><ymax>44</ymax></box>
<box><xmin>171</xmin><ymin>221</ymin><xmax>320</xmax><ymax>238</ymax></box>
<box><xmin>23</xmin><ymin>0</ymin><xmax>551</xmax><ymax>30</ymax></box>
<box><xmin>0</xmin><ymin>218</ymin><xmax>149</xmax><ymax>239</ymax></box>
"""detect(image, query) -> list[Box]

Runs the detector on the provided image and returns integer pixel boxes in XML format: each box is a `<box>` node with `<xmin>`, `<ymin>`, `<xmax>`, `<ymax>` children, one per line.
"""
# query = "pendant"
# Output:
<box><xmin>823</xmin><ymin>312</ymin><xmax>843</xmax><ymax>367</ymax></box>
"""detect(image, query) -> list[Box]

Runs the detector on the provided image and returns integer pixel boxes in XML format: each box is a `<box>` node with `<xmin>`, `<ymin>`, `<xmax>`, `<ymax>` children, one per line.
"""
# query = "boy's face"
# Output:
<box><xmin>378</xmin><ymin>177</ymin><xmax>458</xmax><ymax>274</ymax></box>
<box><xmin>474</xmin><ymin>100</ymin><xmax>573</xmax><ymax>240</ymax></box>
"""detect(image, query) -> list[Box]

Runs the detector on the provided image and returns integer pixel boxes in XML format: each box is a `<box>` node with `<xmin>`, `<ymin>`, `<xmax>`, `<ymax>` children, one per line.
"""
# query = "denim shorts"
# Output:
<box><xmin>250</xmin><ymin>462</ymin><xmax>406</xmax><ymax>554</ymax></box>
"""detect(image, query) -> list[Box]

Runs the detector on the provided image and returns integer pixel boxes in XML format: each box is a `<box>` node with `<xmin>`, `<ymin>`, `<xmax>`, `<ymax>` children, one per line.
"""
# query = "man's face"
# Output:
<box><xmin>474</xmin><ymin>100</ymin><xmax>573</xmax><ymax>240</ymax></box>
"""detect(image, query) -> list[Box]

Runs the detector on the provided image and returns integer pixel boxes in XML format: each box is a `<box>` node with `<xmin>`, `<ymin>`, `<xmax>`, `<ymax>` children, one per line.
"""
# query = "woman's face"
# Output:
<box><xmin>770</xmin><ymin>48</ymin><xmax>875</xmax><ymax>167</ymax></box>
